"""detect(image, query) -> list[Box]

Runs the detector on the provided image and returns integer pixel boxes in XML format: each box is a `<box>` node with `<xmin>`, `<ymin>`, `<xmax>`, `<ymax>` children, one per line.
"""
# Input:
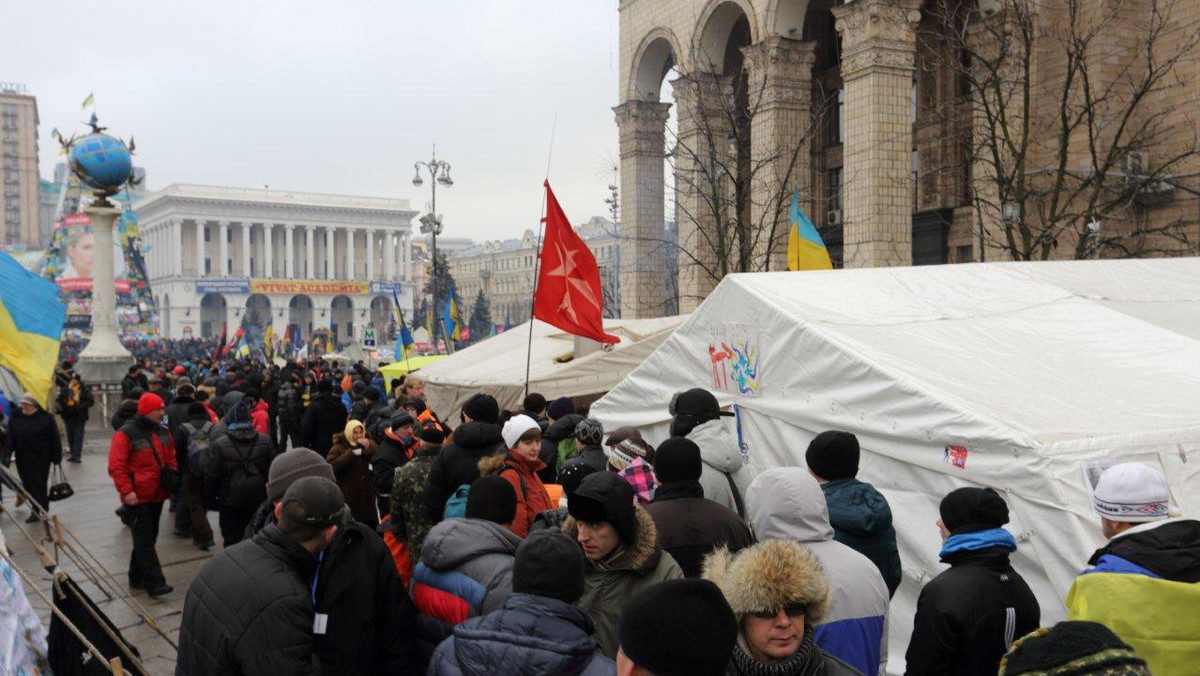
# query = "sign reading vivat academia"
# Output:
<box><xmin>250</xmin><ymin>279</ymin><xmax>369</xmax><ymax>295</ymax></box>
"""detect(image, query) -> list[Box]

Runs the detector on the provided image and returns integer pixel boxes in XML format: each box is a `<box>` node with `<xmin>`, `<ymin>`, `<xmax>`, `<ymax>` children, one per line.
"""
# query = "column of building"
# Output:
<box><xmin>264</xmin><ymin>224</ymin><xmax>274</xmax><ymax>278</ymax></box>
<box><xmin>194</xmin><ymin>219</ymin><xmax>206</xmax><ymax>276</ymax></box>
<box><xmin>219</xmin><ymin>221</ymin><xmax>230</xmax><ymax>276</ymax></box>
<box><xmin>285</xmin><ymin>225</ymin><xmax>295</xmax><ymax>278</ymax></box>
<box><xmin>742</xmin><ymin>37</ymin><xmax>818</xmax><ymax>269</ymax></box>
<box><xmin>613</xmin><ymin>100</ymin><xmax>672</xmax><ymax>318</ymax></box>
<box><xmin>365</xmin><ymin>230</ymin><xmax>375</xmax><ymax>281</ymax></box>
<box><xmin>305</xmin><ymin>226</ymin><xmax>315</xmax><ymax>279</ymax></box>
<box><xmin>833</xmin><ymin>0</ymin><xmax>921</xmax><ymax>267</ymax></box>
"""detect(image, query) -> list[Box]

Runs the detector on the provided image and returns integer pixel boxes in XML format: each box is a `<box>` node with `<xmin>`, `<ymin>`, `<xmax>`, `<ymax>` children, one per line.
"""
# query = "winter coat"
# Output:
<box><xmin>537</xmin><ymin>413</ymin><xmax>584</xmax><ymax>484</ymax></box>
<box><xmin>685</xmin><ymin>419</ymin><xmax>752</xmax><ymax>517</ymax></box>
<box><xmin>326</xmin><ymin>434</ymin><xmax>379</xmax><ymax>529</ymax></box>
<box><xmin>905</xmin><ymin>529</ymin><xmax>1039</xmax><ymax>676</ymax></box>
<box><xmin>389</xmin><ymin>446</ymin><xmax>437</xmax><ymax>561</ymax></box>
<box><xmin>427</xmin><ymin>594</ymin><xmax>616</xmax><ymax>676</ymax></box>
<box><xmin>312</xmin><ymin>520</ymin><xmax>422</xmax><ymax>676</ymax></box>
<box><xmin>563</xmin><ymin>506</ymin><xmax>685</xmax><ymax>659</ymax></box>
<box><xmin>301</xmin><ymin>392</ymin><xmax>348</xmax><ymax>455</ymax></box>
<box><xmin>8</xmin><ymin>407</ymin><xmax>62</xmax><ymax>468</ymax></box>
<box><xmin>108</xmin><ymin>417</ymin><xmax>177</xmax><ymax>504</ymax></box>
<box><xmin>205</xmin><ymin>427</ymin><xmax>274</xmax><ymax>510</ymax></box>
<box><xmin>176</xmin><ymin>524</ymin><xmax>321</xmax><ymax>676</ymax></box>
<box><xmin>645</xmin><ymin>480</ymin><xmax>754</xmax><ymax>578</ymax></box>
<box><xmin>411</xmin><ymin>518</ymin><xmax>523</xmax><ymax>662</ymax></box>
<box><xmin>120</xmin><ymin>372</ymin><xmax>147</xmax><ymax>400</ymax></box>
<box><xmin>821</xmin><ymin>478</ymin><xmax>902</xmax><ymax>597</ymax></box>
<box><xmin>55</xmin><ymin>380</ymin><xmax>94</xmax><ymax>421</ymax></box>
<box><xmin>558</xmin><ymin>444</ymin><xmax>607</xmax><ymax>478</ymax></box>
<box><xmin>163</xmin><ymin>395</ymin><xmax>196</xmax><ymax>440</ymax></box>
<box><xmin>747</xmin><ymin>469</ymin><xmax>889</xmax><ymax>676</ymax></box>
<box><xmin>277</xmin><ymin>382</ymin><xmax>303</xmax><ymax>422</ymax></box>
<box><xmin>110</xmin><ymin>399</ymin><xmax>139</xmax><ymax>431</ymax></box>
<box><xmin>251</xmin><ymin>399</ymin><xmax>270</xmax><ymax>436</ymax></box>
<box><xmin>479</xmin><ymin>452</ymin><xmax>554</xmax><ymax>538</ymax></box>
<box><xmin>1067</xmin><ymin>519</ymin><xmax>1200</xmax><ymax>675</ymax></box>
<box><xmin>372</xmin><ymin>429</ymin><xmax>419</xmax><ymax>505</ymax></box>
<box><xmin>173</xmin><ymin>414</ymin><xmax>213</xmax><ymax>476</ymax></box>
<box><xmin>423</xmin><ymin>421</ymin><xmax>505</xmax><ymax>522</ymax></box>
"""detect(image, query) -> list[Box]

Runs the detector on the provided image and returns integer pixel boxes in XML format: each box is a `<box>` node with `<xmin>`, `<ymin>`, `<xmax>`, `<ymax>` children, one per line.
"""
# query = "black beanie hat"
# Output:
<box><xmin>466</xmin><ymin>475</ymin><xmax>517</xmax><ymax>525</ymax></box>
<box><xmin>546</xmin><ymin>396</ymin><xmax>575</xmax><ymax>420</ymax></box>
<box><xmin>940</xmin><ymin>487</ymin><xmax>1009</xmax><ymax>535</ymax></box>
<box><xmin>462</xmin><ymin>393</ymin><xmax>500</xmax><ymax>425</ymax></box>
<box><xmin>805</xmin><ymin>431</ymin><xmax>860</xmax><ymax>481</ymax></box>
<box><xmin>619</xmin><ymin>579</ymin><xmax>738</xmax><ymax>676</ymax></box>
<box><xmin>512</xmin><ymin>532</ymin><xmax>586</xmax><ymax>604</ymax></box>
<box><xmin>559</xmin><ymin>462</ymin><xmax>600</xmax><ymax>498</ymax></box>
<box><xmin>568</xmin><ymin>472</ymin><xmax>637</xmax><ymax>545</ymax></box>
<box><xmin>654</xmin><ymin>437</ymin><xmax>703</xmax><ymax>483</ymax></box>
<box><xmin>999</xmin><ymin>622</ymin><xmax>1150</xmax><ymax>675</ymax></box>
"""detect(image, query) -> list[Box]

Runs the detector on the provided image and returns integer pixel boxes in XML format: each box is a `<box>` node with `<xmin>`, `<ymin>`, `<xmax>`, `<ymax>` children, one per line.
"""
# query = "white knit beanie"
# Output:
<box><xmin>1093</xmin><ymin>462</ymin><xmax>1179</xmax><ymax>522</ymax></box>
<box><xmin>502</xmin><ymin>414</ymin><xmax>541</xmax><ymax>449</ymax></box>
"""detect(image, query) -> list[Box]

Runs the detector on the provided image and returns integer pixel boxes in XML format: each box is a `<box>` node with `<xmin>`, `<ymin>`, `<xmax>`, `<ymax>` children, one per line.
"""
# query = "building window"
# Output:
<box><xmin>828</xmin><ymin>168</ymin><xmax>843</xmax><ymax>214</ymax></box>
<box><xmin>956</xmin><ymin>245</ymin><xmax>973</xmax><ymax>263</ymax></box>
<box><xmin>205</xmin><ymin>259</ymin><xmax>211</xmax><ymax>274</ymax></box>
<box><xmin>227</xmin><ymin>260</ymin><xmax>232</xmax><ymax>275</ymax></box>
<box><xmin>226</xmin><ymin>229</ymin><xmax>233</xmax><ymax>243</ymax></box>
<box><xmin>911</xmin><ymin>79</ymin><xmax>918</xmax><ymax>124</ymax></box>
<box><xmin>830</xmin><ymin>89</ymin><xmax>844</xmax><ymax>145</ymax></box>
<box><xmin>203</xmin><ymin>226</ymin><xmax>210</xmax><ymax>242</ymax></box>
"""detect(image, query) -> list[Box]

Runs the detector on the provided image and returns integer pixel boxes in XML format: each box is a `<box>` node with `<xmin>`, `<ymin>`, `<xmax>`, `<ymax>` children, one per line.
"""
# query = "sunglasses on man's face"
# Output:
<box><xmin>749</xmin><ymin>603</ymin><xmax>807</xmax><ymax>620</ymax></box>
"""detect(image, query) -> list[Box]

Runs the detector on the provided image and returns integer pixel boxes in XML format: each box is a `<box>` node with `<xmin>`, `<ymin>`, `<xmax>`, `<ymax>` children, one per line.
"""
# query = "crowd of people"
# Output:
<box><xmin>1</xmin><ymin>351</ymin><xmax>1195</xmax><ymax>676</ymax></box>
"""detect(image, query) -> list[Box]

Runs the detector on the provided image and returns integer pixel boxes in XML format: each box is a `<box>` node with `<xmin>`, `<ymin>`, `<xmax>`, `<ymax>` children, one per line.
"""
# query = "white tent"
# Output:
<box><xmin>420</xmin><ymin>315</ymin><xmax>687</xmax><ymax>421</ymax></box>
<box><xmin>589</xmin><ymin>258</ymin><xmax>1200</xmax><ymax>674</ymax></box>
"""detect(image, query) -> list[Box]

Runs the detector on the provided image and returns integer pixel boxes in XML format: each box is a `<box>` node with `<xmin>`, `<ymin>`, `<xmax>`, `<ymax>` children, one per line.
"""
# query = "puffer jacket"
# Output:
<box><xmin>537</xmin><ymin>413</ymin><xmax>584</xmax><ymax>484</ymax></box>
<box><xmin>564</xmin><ymin>506</ymin><xmax>684</xmax><ymax>658</ymax></box>
<box><xmin>108</xmin><ymin>417</ymin><xmax>177</xmax><ymax>504</ymax></box>
<box><xmin>411</xmin><ymin>517</ymin><xmax>523</xmax><ymax>661</ymax></box>
<box><xmin>251</xmin><ymin>399</ymin><xmax>270</xmax><ymax>436</ymax></box>
<box><xmin>747</xmin><ymin>468</ymin><xmax>889</xmax><ymax>676</ymax></box>
<box><xmin>428</xmin><ymin>593</ymin><xmax>615</xmax><ymax>676</ymax></box>
<box><xmin>905</xmin><ymin>529</ymin><xmax>1039</xmax><ymax>676</ymax></box>
<box><xmin>277</xmin><ymin>381</ymin><xmax>302</xmax><ymax>422</ymax></box>
<box><xmin>204</xmin><ymin>427</ymin><xmax>273</xmax><ymax>510</ymax></box>
<box><xmin>176</xmin><ymin>524</ymin><xmax>321</xmax><ymax>675</ymax></box>
<box><xmin>821</xmin><ymin>478</ymin><xmax>902</xmax><ymax>597</ymax></box>
<box><xmin>1067</xmin><ymin>519</ymin><xmax>1200</xmax><ymax>675</ymax></box>
<box><xmin>423</xmin><ymin>421</ymin><xmax>505</xmax><ymax>522</ymax></box>
<box><xmin>645</xmin><ymin>479</ymin><xmax>754</xmax><ymax>578</ymax></box>
<box><xmin>685</xmin><ymin>419</ymin><xmax>752</xmax><ymax>517</ymax></box>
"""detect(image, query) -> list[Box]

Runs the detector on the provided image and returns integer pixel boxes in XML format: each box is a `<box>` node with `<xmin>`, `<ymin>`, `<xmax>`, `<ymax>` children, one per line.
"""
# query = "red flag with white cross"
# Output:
<box><xmin>532</xmin><ymin>181</ymin><xmax>620</xmax><ymax>344</ymax></box>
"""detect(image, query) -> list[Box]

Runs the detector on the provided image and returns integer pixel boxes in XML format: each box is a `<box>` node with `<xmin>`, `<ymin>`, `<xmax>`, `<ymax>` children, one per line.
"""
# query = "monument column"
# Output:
<box><xmin>219</xmin><ymin>221</ymin><xmax>230</xmax><ymax>276</ymax></box>
<box><xmin>284</xmin><ymin>225</ymin><xmax>295</xmax><ymax>278</ymax></box>
<box><xmin>613</xmin><ymin>100</ymin><xmax>672</xmax><ymax>318</ymax></box>
<box><xmin>305</xmin><ymin>226</ymin><xmax>315</xmax><ymax>279</ymax></box>
<box><xmin>76</xmin><ymin>201</ymin><xmax>133</xmax><ymax>381</ymax></box>
<box><xmin>742</xmin><ymin>38</ymin><xmax>818</xmax><ymax>269</ymax></box>
<box><xmin>834</xmin><ymin>0</ymin><xmax>921</xmax><ymax>267</ymax></box>
<box><xmin>195</xmin><ymin>219</ymin><xmax>206</xmax><ymax>276</ymax></box>
<box><xmin>365</xmin><ymin>230</ymin><xmax>375</xmax><ymax>281</ymax></box>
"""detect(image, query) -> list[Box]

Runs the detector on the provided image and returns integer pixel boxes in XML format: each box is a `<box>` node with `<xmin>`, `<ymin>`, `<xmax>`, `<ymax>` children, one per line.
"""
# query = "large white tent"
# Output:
<box><xmin>590</xmin><ymin>258</ymin><xmax>1200</xmax><ymax>674</ymax></box>
<box><xmin>420</xmin><ymin>315</ymin><xmax>687</xmax><ymax>421</ymax></box>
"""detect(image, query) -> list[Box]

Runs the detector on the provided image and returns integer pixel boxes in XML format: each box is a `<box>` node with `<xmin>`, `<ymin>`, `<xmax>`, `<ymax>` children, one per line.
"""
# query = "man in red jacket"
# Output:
<box><xmin>108</xmin><ymin>393</ymin><xmax>179</xmax><ymax>596</ymax></box>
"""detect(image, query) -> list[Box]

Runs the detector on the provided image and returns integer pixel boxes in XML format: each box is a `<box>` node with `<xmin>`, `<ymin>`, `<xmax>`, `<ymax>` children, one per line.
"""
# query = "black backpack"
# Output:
<box><xmin>222</xmin><ymin>436</ymin><xmax>266</xmax><ymax>509</ymax></box>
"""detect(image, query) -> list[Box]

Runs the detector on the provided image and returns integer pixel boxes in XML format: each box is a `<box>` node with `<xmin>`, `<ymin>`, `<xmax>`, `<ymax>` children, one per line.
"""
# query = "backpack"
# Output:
<box><xmin>443</xmin><ymin>484</ymin><xmax>471</xmax><ymax>520</ymax></box>
<box><xmin>183</xmin><ymin>422</ymin><xmax>215</xmax><ymax>478</ymax></box>
<box><xmin>222</xmin><ymin>437</ymin><xmax>266</xmax><ymax>509</ymax></box>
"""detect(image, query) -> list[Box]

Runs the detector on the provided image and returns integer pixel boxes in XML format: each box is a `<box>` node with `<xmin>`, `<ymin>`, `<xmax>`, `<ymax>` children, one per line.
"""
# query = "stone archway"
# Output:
<box><xmin>289</xmin><ymin>295</ymin><xmax>313</xmax><ymax>342</ymax></box>
<box><xmin>200</xmin><ymin>292</ymin><xmax>226</xmax><ymax>338</ymax></box>
<box><xmin>330</xmin><ymin>294</ymin><xmax>355</xmax><ymax>345</ymax></box>
<box><xmin>369</xmin><ymin>295</ymin><xmax>393</xmax><ymax>340</ymax></box>
<box><xmin>244</xmin><ymin>293</ymin><xmax>272</xmax><ymax>332</ymax></box>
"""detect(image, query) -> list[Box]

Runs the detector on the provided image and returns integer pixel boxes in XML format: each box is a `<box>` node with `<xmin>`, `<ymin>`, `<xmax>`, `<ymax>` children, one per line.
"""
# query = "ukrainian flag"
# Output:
<box><xmin>0</xmin><ymin>252</ymin><xmax>66</xmax><ymax>406</ymax></box>
<box><xmin>786</xmin><ymin>189</ymin><xmax>832</xmax><ymax>271</ymax></box>
<box><xmin>442</xmin><ymin>284</ymin><xmax>461</xmax><ymax>342</ymax></box>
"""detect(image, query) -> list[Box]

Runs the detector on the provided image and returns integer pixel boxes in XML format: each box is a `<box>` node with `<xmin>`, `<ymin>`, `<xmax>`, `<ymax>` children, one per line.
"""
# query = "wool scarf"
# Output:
<box><xmin>729</xmin><ymin>626</ymin><xmax>824</xmax><ymax>676</ymax></box>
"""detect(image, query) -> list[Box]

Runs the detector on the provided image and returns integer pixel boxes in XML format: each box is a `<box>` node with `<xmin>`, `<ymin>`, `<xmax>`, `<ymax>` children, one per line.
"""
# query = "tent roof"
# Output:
<box><xmin>594</xmin><ymin>258</ymin><xmax>1200</xmax><ymax>450</ymax></box>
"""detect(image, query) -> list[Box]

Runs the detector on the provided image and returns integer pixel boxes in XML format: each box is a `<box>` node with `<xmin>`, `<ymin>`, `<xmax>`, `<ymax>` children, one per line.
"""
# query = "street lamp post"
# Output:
<box><xmin>412</xmin><ymin>148</ymin><xmax>454</xmax><ymax>353</ymax></box>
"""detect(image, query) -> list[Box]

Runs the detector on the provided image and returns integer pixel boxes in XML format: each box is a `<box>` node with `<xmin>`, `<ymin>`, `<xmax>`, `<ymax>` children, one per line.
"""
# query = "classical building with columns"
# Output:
<box><xmin>134</xmin><ymin>184</ymin><xmax>417</xmax><ymax>343</ymax></box>
<box><xmin>617</xmin><ymin>0</ymin><xmax>1200</xmax><ymax>318</ymax></box>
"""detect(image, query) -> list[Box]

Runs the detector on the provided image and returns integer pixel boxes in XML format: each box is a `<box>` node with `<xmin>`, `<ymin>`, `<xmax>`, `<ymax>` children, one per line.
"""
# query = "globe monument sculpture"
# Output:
<box><xmin>63</xmin><ymin>115</ymin><xmax>139</xmax><ymax>385</ymax></box>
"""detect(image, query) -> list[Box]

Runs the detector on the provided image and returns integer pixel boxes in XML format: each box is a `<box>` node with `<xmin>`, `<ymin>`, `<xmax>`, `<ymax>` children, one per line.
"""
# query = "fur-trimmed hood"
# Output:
<box><xmin>563</xmin><ymin>506</ymin><xmax>663</xmax><ymax>574</ymax></box>
<box><xmin>703</xmin><ymin>539</ymin><xmax>831</xmax><ymax>624</ymax></box>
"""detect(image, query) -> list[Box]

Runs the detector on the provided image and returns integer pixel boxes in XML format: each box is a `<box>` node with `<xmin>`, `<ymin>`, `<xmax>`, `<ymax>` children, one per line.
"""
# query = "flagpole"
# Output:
<box><xmin>524</xmin><ymin>114</ymin><xmax>557</xmax><ymax>399</ymax></box>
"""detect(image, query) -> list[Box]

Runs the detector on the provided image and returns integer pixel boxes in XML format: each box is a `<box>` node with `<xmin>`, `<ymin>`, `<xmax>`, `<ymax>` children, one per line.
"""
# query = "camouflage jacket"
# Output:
<box><xmin>390</xmin><ymin>451</ymin><xmax>436</xmax><ymax>562</ymax></box>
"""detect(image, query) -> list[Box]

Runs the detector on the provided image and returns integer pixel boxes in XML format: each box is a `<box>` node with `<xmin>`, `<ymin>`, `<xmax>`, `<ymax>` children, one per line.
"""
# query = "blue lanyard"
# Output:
<box><xmin>311</xmin><ymin>550</ymin><xmax>324</xmax><ymax>605</ymax></box>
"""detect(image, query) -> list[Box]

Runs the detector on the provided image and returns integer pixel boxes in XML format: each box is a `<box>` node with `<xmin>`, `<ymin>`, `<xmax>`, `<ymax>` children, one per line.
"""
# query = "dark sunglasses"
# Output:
<box><xmin>750</xmin><ymin>603</ymin><xmax>807</xmax><ymax>620</ymax></box>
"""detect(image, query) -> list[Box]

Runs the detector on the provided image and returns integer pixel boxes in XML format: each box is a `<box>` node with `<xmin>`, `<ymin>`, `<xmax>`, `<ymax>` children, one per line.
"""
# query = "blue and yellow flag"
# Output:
<box><xmin>787</xmin><ymin>189</ymin><xmax>832</xmax><ymax>271</ymax></box>
<box><xmin>442</xmin><ymin>284</ymin><xmax>461</xmax><ymax>343</ymax></box>
<box><xmin>392</xmin><ymin>287</ymin><xmax>414</xmax><ymax>361</ymax></box>
<box><xmin>80</xmin><ymin>93</ymin><xmax>94</xmax><ymax>110</ymax></box>
<box><xmin>0</xmin><ymin>252</ymin><xmax>66</xmax><ymax>406</ymax></box>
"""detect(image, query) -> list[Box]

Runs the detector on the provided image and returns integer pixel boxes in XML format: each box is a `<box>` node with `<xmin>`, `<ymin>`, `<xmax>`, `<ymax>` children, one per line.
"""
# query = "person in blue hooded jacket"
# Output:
<box><xmin>427</xmin><ymin>531</ymin><xmax>615</xmax><ymax>676</ymax></box>
<box><xmin>806</xmin><ymin>431</ymin><xmax>902</xmax><ymax>597</ymax></box>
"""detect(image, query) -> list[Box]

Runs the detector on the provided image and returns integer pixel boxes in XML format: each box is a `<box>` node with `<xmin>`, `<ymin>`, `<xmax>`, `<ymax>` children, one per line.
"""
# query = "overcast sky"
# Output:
<box><xmin>5</xmin><ymin>0</ymin><xmax>621</xmax><ymax>241</ymax></box>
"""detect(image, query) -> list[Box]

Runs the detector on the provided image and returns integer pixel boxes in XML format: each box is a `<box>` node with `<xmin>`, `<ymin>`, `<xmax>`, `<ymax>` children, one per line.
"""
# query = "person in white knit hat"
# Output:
<box><xmin>1065</xmin><ymin>461</ymin><xmax>1200</xmax><ymax>675</ymax></box>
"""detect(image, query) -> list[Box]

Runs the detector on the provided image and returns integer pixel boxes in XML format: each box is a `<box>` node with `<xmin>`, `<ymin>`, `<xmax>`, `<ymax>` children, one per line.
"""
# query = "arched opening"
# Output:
<box><xmin>289</xmin><ymin>295</ymin><xmax>313</xmax><ymax>342</ymax></box>
<box><xmin>244</xmin><ymin>293</ymin><xmax>272</xmax><ymax>332</ymax></box>
<box><xmin>369</xmin><ymin>295</ymin><xmax>393</xmax><ymax>341</ymax></box>
<box><xmin>199</xmin><ymin>293</ymin><xmax>226</xmax><ymax>339</ymax></box>
<box><xmin>771</xmin><ymin>0</ymin><xmax>812</xmax><ymax>39</ymax></box>
<box><xmin>331</xmin><ymin>294</ymin><xmax>355</xmax><ymax>346</ymax></box>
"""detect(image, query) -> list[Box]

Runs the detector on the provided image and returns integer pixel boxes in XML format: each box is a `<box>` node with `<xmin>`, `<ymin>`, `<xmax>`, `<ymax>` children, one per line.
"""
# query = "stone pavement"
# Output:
<box><xmin>0</xmin><ymin>418</ymin><xmax>215</xmax><ymax>676</ymax></box>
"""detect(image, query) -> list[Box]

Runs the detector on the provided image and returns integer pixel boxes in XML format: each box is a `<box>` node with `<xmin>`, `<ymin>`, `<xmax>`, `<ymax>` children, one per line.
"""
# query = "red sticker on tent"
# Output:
<box><xmin>944</xmin><ymin>445</ymin><xmax>969</xmax><ymax>469</ymax></box>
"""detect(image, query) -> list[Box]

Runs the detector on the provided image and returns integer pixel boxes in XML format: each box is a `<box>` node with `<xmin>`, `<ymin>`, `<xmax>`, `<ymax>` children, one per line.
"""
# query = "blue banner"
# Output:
<box><xmin>196</xmin><ymin>278</ymin><xmax>251</xmax><ymax>294</ymax></box>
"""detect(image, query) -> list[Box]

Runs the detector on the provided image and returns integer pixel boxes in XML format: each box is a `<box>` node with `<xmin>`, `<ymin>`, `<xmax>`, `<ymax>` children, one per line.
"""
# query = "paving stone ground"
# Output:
<box><xmin>1</xmin><ymin>417</ymin><xmax>215</xmax><ymax>676</ymax></box>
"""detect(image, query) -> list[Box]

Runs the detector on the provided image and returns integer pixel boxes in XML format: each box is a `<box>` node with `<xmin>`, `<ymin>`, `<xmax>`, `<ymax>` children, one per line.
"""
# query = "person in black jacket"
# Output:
<box><xmin>173</xmin><ymin>403</ymin><xmax>216</xmax><ymax>551</ymax></box>
<box><xmin>372</xmin><ymin>412</ymin><xmax>418</xmax><ymax>516</ymax></box>
<box><xmin>645</xmin><ymin>437</ymin><xmax>754</xmax><ymax>578</ymax></box>
<box><xmin>205</xmin><ymin>401</ymin><xmax>274</xmax><ymax>547</ymax></box>
<box><xmin>536</xmin><ymin>411</ymin><xmax>583</xmax><ymax>485</ymax></box>
<box><xmin>177</xmin><ymin>477</ymin><xmax>343</xmax><ymax>676</ymax></box>
<box><xmin>905</xmin><ymin>487</ymin><xmax>1040</xmax><ymax>676</ymax></box>
<box><xmin>302</xmin><ymin>380</ymin><xmax>348</xmax><ymax>456</ymax></box>
<box><xmin>247</xmin><ymin>450</ymin><xmax>422</xmax><ymax>676</ymax></box>
<box><xmin>277</xmin><ymin>374</ymin><xmax>304</xmax><ymax>451</ymax></box>
<box><xmin>423</xmin><ymin>393</ymin><xmax>505</xmax><ymax>523</ymax></box>
<box><xmin>165</xmin><ymin>385</ymin><xmax>199</xmax><ymax>537</ymax></box>
<box><xmin>55</xmin><ymin>371</ymin><xmax>93</xmax><ymax>463</ymax></box>
<box><xmin>8</xmin><ymin>393</ymin><xmax>62</xmax><ymax>522</ymax></box>
<box><xmin>120</xmin><ymin>365</ymin><xmax>148</xmax><ymax>401</ymax></box>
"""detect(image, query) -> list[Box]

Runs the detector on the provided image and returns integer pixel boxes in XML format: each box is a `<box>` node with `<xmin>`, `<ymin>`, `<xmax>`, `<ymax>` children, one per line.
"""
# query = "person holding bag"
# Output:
<box><xmin>9</xmin><ymin>393</ymin><xmax>62</xmax><ymax>522</ymax></box>
<box><xmin>205</xmin><ymin>401</ymin><xmax>273</xmax><ymax>548</ymax></box>
<box><xmin>107</xmin><ymin>393</ymin><xmax>178</xmax><ymax>597</ymax></box>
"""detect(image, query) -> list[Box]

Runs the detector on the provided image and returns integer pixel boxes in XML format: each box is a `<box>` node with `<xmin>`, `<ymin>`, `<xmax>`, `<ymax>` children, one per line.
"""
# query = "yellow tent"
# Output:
<box><xmin>380</xmin><ymin>355</ymin><xmax>447</xmax><ymax>392</ymax></box>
